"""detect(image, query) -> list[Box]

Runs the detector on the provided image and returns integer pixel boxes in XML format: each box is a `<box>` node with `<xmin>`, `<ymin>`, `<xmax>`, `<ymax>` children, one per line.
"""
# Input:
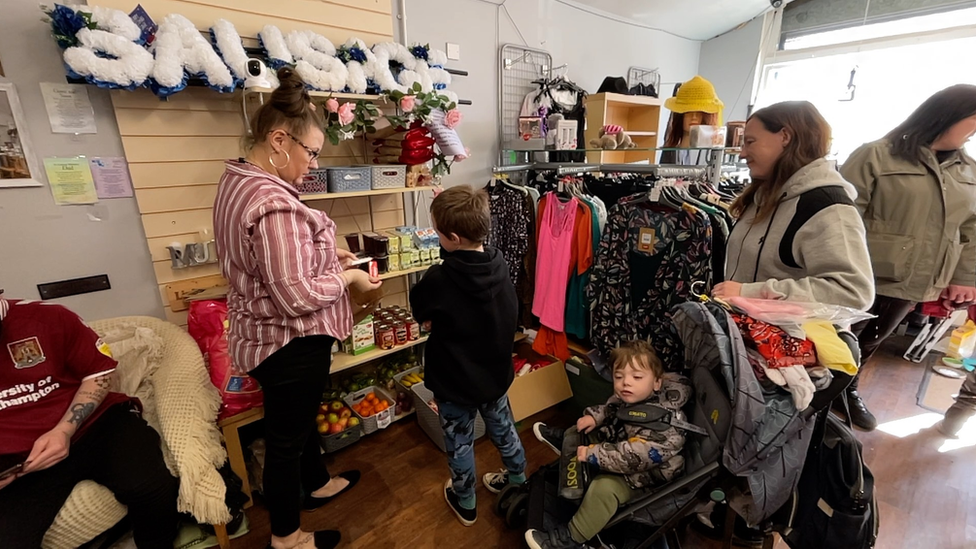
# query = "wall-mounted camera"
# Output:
<box><xmin>770</xmin><ymin>0</ymin><xmax>784</xmax><ymax>7</ymax></box>
<box><xmin>244</xmin><ymin>58</ymin><xmax>272</xmax><ymax>89</ymax></box>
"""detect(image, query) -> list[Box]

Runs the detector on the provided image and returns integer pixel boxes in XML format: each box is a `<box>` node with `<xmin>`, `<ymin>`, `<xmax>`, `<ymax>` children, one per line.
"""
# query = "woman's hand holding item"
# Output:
<box><xmin>712</xmin><ymin>281</ymin><xmax>743</xmax><ymax>299</ymax></box>
<box><xmin>941</xmin><ymin>284</ymin><xmax>976</xmax><ymax>310</ymax></box>
<box><xmin>336</xmin><ymin>248</ymin><xmax>358</xmax><ymax>270</ymax></box>
<box><xmin>577</xmin><ymin>415</ymin><xmax>596</xmax><ymax>434</ymax></box>
<box><xmin>342</xmin><ymin>269</ymin><xmax>382</xmax><ymax>293</ymax></box>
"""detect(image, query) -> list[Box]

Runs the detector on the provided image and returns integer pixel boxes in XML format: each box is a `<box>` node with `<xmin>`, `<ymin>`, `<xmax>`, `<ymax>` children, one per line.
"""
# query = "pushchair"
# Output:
<box><xmin>495</xmin><ymin>299</ymin><xmax>856</xmax><ymax>548</ymax></box>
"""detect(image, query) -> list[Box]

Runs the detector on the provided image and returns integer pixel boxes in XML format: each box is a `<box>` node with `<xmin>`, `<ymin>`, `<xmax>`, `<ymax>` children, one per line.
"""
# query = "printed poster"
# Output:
<box><xmin>89</xmin><ymin>156</ymin><xmax>134</xmax><ymax>199</ymax></box>
<box><xmin>43</xmin><ymin>157</ymin><xmax>98</xmax><ymax>205</ymax></box>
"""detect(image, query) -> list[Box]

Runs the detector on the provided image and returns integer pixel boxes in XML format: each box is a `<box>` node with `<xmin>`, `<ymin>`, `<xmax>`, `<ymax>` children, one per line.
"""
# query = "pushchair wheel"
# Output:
<box><xmin>504</xmin><ymin>492</ymin><xmax>529</xmax><ymax>529</ymax></box>
<box><xmin>495</xmin><ymin>484</ymin><xmax>522</xmax><ymax>517</ymax></box>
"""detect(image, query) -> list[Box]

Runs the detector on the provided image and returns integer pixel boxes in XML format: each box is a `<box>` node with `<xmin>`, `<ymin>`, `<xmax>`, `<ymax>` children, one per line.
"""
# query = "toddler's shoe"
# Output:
<box><xmin>443</xmin><ymin>479</ymin><xmax>477</xmax><ymax>526</ymax></box>
<box><xmin>533</xmin><ymin>422</ymin><xmax>563</xmax><ymax>455</ymax></box>
<box><xmin>483</xmin><ymin>470</ymin><xmax>511</xmax><ymax>494</ymax></box>
<box><xmin>525</xmin><ymin>525</ymin><xmax>583</xmax><ymax>549</ymax></box>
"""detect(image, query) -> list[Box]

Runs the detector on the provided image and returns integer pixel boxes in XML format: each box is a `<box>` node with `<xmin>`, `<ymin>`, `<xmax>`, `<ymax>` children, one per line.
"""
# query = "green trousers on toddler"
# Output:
<box><xmin>569</xmin><ymin>474</ymin><xmax>641</xmax><ymax>543</ymax></box>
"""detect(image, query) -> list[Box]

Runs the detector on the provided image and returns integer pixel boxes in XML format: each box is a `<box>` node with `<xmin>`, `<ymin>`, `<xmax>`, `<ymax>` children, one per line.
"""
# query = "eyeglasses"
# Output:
<box><xmin>282</xmin><ymin>131</ymin><xmax>321</xmax><ymax>162</ymax></box>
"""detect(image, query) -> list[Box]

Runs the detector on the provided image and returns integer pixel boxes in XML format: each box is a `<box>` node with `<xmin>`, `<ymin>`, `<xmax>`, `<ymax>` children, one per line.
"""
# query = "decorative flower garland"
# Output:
<box><xmin>370</xmin><ymin>42</ymin><xmax>415</xmax><ymax>94</ymax></box>
<box><xmin>151</xmin><ymin>14</ymin><xmax>237</xmax><ymax>98</ymax></box>
<box><xmin>210</xmin><ymin>19</ymin><xmax>249</xmax><ymax>82</ymax></box>
<box><xmin>337</xmin><ymin>38</ymin><xmax>377</xmax><ymax>95</ymax></box>
<box><xmin>287</xmin><ymin>30</ymin><xmax>349</xmax><ymax>92</ymax></box>
<box><xmin>259</xmin><ymin>25</ymin><xmax>293</xmax><ymax>69</ymax></box>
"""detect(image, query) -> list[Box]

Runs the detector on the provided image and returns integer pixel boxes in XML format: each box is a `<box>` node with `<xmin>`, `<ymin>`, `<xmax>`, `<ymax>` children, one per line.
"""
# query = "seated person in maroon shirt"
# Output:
<box><xmin>0</xmin><ymin>293</ymin><xmax>178</xmax><ymax>549</ymax></box>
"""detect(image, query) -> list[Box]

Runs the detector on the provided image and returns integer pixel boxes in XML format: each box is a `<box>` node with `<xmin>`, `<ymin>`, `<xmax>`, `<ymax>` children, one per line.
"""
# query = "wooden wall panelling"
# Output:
<box><xmin>95</xmin><ymin>0</ymin><xmax>393</xmax><ymax>45</ymax></box>
<box><xmin>103</xmin><ymin>0</ymin><xmax>400</xmax><ymax>324</ymax></box>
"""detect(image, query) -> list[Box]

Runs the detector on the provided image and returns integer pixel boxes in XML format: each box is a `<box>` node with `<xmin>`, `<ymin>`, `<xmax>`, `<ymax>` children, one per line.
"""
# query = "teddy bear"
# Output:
<box><xmin>588</xmin><ymin>124</ymin><xmax>636</xmax><ymax>150</ymax></box>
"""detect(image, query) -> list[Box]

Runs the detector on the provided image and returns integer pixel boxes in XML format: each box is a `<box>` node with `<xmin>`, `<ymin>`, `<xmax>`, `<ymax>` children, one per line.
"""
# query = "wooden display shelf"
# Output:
<box><xmin>585</xmin><ymin>92</ymin><xmax>662</xmax><ymax>165</ymax></box>
<box><xmin>332</xmin><ymin>336</ymin><xmax>429</xmax><ymax>375</ymax></box>
<box><xmin>379</xmin><ymin>264</ymin><xmax>432</xmax><ymax>281</ymax></box>
<box><xmin>628</xmin><ymin>131</ymin><xmax>657</xmax><ymax>137</ymax></box>
<box><xmin>246</xmin><ymin>87</ymin><xmax>389</xmax><ymax>103</ymax></box>
<box><xmin>300</xmin><ymin>186</ymin><xmax>440</xmax><ymax>201</ymax></box>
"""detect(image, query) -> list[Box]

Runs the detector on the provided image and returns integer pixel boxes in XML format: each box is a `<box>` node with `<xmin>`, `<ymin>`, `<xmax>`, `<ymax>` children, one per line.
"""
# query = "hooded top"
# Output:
<box><xmin>726</xmin><ymin>157</ymin><xmax>875</xmax><ymax>311</ymax></box>
<box><xmin>409</xmin><ymin>246</ymin><xmax>518</xmax><ymax>406</ymax></box>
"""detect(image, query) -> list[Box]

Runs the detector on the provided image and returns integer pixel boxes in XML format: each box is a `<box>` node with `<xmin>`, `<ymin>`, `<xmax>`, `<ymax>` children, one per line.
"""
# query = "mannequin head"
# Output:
<box><xmin>664</xmin><ymin>111</ymin><xmax>720</xmax><ymax>148</ymax></box>
<box><xmin>246</xmin><ymin>67</ymin><xmax>325</xmax><ymax>185</ymax></box>
<box><xmin>885</xmin><ymin>84</ymin><xmax>976</xmax><ymax>162</ymax></box>
<box><xmin>662</xmin><ymin>76</ymin><xmax>724</xmax><ymax>150</ymax></box>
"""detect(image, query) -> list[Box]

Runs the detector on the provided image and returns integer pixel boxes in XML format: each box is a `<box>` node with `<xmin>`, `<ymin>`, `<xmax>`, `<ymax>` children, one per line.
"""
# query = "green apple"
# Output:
<box><xmin>326</xmin><ymin>413</ymin><xmax>339</xmax><ymax>424</ymax></box>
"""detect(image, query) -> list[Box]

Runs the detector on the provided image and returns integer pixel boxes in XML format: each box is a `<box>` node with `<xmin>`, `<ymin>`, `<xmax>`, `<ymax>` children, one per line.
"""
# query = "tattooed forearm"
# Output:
<box><xmin>93</xmin><ymin>374</ymin><xmax>114</xmax><ymax>391</ymax></box>
<box><xmin>67</xmin><ymin>402</ymin><xmax>96</xmax><ymax>425</ymax></box>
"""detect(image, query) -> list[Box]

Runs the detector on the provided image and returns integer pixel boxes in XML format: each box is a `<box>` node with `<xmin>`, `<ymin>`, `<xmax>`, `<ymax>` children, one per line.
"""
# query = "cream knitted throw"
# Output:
<box><xmin>43</xmin><ymin>316</ymin><xmax>230</xmax><ymax>549</ymax></box>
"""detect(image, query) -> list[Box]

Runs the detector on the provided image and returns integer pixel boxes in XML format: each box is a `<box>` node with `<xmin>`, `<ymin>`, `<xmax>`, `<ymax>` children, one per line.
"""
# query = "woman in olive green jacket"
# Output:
<box><xmin>840</xmin><ymin>84</ymin><xmax>976</xmax><ymax>433</ymax></box>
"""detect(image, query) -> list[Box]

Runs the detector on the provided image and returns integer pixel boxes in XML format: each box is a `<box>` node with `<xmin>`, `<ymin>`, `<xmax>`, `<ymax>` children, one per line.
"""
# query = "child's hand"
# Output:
<box><xmin>576</xmin><ymin>446</ymin><xmax>589</xmax><ymax>463</ymax></box>
<box><xmin>577</xmin><ymin>415</ymin><xmax>596</xmax><ymax>434</ymax></box>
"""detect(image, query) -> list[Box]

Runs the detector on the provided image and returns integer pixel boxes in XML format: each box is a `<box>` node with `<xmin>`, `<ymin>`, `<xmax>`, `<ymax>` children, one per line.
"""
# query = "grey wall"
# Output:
<box><xmin>698</xmin><ymin>16</ymin><xmax>765</xmax><ymax>124</ymax></box>
<box><xmin>403</xmin><ymin>0</ymin><xmax>704</xmax><ymax>188</ymax></box>
<box><xmin>0</xmin><ymin>0</ymin><xmax>163</xmax><ymax>320</ymax></box>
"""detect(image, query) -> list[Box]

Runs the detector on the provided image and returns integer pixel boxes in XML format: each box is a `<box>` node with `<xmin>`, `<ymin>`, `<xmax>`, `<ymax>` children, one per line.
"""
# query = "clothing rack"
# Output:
<box><xmin>492</xmin><ymin>162</ymin><xmax>708</xmax><ymax>179</ymax></box>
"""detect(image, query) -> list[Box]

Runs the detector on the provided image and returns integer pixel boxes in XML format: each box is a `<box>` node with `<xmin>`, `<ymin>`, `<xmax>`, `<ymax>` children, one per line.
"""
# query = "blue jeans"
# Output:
<box><xmin>438</xmin><ymin>395</ymin><xmax>527</xmax><ymax>502</ymax></box>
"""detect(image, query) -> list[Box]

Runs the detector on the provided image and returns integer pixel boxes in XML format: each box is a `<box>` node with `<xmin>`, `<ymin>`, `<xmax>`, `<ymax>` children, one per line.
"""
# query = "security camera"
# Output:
<box><xmin>244</xmin><ymin>58</ymin><xmax>272</xmax><ymax>89</ymax></box>
<box><xmin>770</xmin><ymin>0</ymin><xmax>783</xmax><ymax>7</ymax></box>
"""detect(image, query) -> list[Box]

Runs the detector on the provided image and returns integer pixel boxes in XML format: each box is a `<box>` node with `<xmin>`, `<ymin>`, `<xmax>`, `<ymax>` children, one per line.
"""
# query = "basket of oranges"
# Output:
<box><xmin>345</xmin><ymin>386</ymin><xmax>396</xmax><ymax>435</ymax></box>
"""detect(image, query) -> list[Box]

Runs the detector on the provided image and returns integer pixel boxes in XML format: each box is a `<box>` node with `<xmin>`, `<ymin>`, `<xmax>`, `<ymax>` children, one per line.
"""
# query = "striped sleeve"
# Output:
<box><xmin>250</xmin><ymin>199</ymin><xmax>348</xmax><ymax>318</ymax></box>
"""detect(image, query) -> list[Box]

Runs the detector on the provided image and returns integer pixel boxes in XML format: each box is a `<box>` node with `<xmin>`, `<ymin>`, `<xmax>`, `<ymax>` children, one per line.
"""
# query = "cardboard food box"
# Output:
<box><xmin>350</xmin><ymin>314</ymin><xmax>376</xmax><ymax>355</ymax></box>
<box><xmin>508</xmin><ymin>342</ymin><xmax>573</xmax><ymax>422</ymax></box>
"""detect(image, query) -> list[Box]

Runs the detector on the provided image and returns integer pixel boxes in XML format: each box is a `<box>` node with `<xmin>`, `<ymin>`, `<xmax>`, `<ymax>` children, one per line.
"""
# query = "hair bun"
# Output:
<box><xmin>271</xmin><ymin>67</ymin><xmax>312</xmax><ymax>118</ymax></box>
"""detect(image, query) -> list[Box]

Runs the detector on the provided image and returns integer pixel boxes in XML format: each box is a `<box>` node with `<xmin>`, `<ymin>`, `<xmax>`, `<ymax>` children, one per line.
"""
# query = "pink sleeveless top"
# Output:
<box><xmin>532</xmin><ymin>195</ymin><xmax>578</xmax><ymax>331</ymax></box>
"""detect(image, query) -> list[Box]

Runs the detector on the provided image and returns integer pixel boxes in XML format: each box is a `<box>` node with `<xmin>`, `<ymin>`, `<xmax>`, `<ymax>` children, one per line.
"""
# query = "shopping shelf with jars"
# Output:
<box><xmin>345</xmin><ymin>226</ymin><xmax>441</xmax><ymax>279</ymax></box>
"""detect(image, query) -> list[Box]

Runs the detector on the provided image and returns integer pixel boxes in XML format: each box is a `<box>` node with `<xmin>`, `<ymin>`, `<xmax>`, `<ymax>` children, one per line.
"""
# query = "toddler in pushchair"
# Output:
<box><xmin>496</xmin><ymin>299</ymin><xmax>860</xmax><ymax>549</ymax></box>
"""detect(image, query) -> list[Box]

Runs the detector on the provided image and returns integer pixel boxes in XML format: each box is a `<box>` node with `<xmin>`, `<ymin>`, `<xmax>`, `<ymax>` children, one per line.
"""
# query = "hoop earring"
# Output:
<box><xmin>270</xmin><ymin>149</ymin><xmax>291</xmax><ymax>170</ymax></box>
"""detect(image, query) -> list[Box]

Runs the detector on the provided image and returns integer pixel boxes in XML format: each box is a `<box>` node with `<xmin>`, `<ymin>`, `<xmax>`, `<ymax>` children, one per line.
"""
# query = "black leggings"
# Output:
<box><xmin>851</xmin><ymin>295</ymin><xmax>918</xmax><ymax>366</ymax></box>
<box><xmin>0</xmin><ymin>403</ymin><xmax>179</xmax><ymax>549</ymax></box>
<box><xmin>249</xmin><ymin>335</ymin><xmax>335</xmax><ymax>537</ymax></box>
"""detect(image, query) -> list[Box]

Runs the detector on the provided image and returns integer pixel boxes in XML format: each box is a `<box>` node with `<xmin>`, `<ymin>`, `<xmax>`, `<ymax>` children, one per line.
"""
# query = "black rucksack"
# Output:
<box><xmin>783</xmin><ymin>403</ymin><xmax>879</xmax><ymax>549</ymax></box>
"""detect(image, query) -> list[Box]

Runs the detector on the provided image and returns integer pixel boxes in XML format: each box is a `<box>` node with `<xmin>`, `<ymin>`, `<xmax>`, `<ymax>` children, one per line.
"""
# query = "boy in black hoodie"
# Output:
<box><xmin>410</xmin><ymin>185</ymin><xmax>526</xmax><ymax>527</ymax></box>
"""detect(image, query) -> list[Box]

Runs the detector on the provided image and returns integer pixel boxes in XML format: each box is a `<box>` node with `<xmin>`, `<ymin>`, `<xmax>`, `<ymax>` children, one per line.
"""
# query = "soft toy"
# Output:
<box><xmin>588</xmin><ymin>124</ymin><xmax>636</xmax><ymax>150</ymax></box>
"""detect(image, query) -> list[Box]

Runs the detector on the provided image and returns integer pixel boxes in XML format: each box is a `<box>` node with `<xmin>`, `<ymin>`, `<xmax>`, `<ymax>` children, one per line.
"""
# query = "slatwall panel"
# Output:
<box><xmin>99</xmin><ymin>0</ymin><xmax>397</xmax><ymax>325</ymax></box>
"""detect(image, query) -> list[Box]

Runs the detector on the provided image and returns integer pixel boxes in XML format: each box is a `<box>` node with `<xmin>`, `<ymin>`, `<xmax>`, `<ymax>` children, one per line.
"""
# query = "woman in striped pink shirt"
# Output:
<box><xmin>213</xmin><ymin>68</ymin><xmax>381</xmax><ymax>549</ymax></box>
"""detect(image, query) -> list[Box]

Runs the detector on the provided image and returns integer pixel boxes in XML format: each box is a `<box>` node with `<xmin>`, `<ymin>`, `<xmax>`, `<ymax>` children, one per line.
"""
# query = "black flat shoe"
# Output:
<box><xmin>264</xmin><ymin>529</ymin><xmax>341</xmax><ymax>549</ymax></box>
<box><xmin>303</xmin><ymin>470</ymin><xmax>361</xmax><ymax>511</ymax></box>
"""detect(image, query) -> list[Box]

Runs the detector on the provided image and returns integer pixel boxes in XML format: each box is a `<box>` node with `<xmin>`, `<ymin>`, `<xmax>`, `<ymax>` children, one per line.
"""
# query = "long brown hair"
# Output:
<box><xmin>246</xmin><ymin>67</ymin><xmax>323</xmax><ymax>149</ymax></box>
<box><xmin>884</xmin><ymin>84</ymin><xmax>976</xmax><ymax>163</ymax></box>
<box><xmin>731</xmin><ymin>101</ymin><xmax>831</xmax><ymax>221</ymax></box>
<box><xmin>663</xmin><ymin>111</ymin><xmax>720</xmax><ymax>148</ymax></box>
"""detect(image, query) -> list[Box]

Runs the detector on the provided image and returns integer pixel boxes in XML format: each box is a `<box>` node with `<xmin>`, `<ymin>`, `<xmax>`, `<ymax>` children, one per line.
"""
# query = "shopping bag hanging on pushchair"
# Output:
<box><xmin>558</xmin><ymin>427</ymin><xmax>592</xmax><ymax>501</ymax></box>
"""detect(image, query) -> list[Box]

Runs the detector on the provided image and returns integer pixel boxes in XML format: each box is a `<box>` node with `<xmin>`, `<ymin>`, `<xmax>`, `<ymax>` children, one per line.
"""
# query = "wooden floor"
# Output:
<box><xmin>233</xmin><ymin>338</ymin><xmax>976</xmax><ymax>549</ymax></box>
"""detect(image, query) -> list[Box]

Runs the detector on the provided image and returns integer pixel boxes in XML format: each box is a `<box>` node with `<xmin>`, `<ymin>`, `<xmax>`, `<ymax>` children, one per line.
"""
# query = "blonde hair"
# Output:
<box><xmin>610</xmin><ymin>341</ymin><xmax>664</xmax><ymax>378</ymax></box>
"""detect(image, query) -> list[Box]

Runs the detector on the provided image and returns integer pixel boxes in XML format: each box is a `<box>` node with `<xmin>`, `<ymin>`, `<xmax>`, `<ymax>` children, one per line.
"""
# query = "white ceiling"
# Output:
<box><xmin>561</xmin><ymin>0</ymin><xmax>773</xmax><ymax>41</ymax></box>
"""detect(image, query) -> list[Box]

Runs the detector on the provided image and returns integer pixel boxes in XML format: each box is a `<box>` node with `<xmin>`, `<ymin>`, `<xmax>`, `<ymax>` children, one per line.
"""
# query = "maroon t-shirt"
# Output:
<box><xmin>0</xmin><ymin>300</ymin><xmax>129</xmax><ymax>457</ymax></box>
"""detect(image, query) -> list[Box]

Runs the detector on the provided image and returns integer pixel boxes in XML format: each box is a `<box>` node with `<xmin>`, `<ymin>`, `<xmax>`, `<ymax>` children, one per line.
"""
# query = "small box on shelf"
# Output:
<box><xmin>508</xmin><ymin>342</ymin><xmax>572</xmax><ymax>422</ymax></box>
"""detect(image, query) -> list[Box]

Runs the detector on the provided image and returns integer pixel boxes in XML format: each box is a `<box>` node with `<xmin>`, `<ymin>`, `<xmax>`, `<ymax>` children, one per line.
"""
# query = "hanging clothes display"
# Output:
<box><xmin>532</xmin><ymin>194</ymin><xmax>579</xmax><ymax>331</ymax></box>
<box><xmin>485</xmin><ymin>179</ymin><xmax>531</xmax><ymax>287</ymax></box>
<box><xmin>519</xmin><ymin>76</ymin><xmax>587</xmax><ymax>163</ymax></box>
<box><xmin>587</xmin><ymin>191</ymin><xmax>714</xmax><ymax>371</ymax></box>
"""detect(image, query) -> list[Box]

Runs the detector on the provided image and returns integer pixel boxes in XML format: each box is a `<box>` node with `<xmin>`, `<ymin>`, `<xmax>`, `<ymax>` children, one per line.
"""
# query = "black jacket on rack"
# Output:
<box><xmin>410</xmin><ymin>246</ymin><xmax>518</xmax><ymax>406</ymax></box>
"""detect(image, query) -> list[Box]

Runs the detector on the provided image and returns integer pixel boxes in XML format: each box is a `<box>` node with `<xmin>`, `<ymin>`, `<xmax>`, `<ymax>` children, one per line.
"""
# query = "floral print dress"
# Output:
<box><xmin>587</xmin><ymin>195</ymin><xmax>713</xmax><ymax>370</ymax></box>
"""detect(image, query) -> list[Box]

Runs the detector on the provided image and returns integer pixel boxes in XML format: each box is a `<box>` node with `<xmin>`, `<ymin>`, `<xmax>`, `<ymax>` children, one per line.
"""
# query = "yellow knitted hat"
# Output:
<box><xmin>665</xmin><ymin>75</ymin><xmax>724</xmax><ymax>124</ymax></box>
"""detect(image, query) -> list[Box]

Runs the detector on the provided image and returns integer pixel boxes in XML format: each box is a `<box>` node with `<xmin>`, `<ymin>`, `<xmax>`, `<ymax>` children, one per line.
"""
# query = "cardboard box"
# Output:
<box><xmin>508</xmin><ymin>342</ymin><xmax>573</xmax><ymax>422</ymax></box>
<box><xmin>350</xmin><ymin>315</ymin><xmax>376</xmax><ymax>355</ymax></box>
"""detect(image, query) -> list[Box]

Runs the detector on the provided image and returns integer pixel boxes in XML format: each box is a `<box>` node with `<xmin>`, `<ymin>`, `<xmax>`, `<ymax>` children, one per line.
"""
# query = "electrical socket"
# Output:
<box><xmin>447</xmin><ymin>43</ymin><xmax>460</xmax><ymax>61</ymax></box>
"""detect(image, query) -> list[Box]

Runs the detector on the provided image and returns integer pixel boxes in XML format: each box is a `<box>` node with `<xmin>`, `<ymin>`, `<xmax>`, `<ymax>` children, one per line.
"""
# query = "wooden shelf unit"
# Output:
<box><xmin>299</xmin><ymin>185</ymin><xmax>440</xmax><ymax>201</ymax></box>
<box><xmin>332</xmin><ymin>336</ymin><xmax>429</xmax><ymax>374</ymax></box>
<box><xmin>584</xmin><ymin>93</ymin><xmax>662</xmax><ymax>165</ymax></box>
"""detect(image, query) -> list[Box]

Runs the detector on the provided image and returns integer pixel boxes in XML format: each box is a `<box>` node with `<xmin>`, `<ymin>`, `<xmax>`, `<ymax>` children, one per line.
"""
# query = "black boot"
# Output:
<box><xmin>833</xmin><ymin>372</ymin><xmax>878</xmax><ymax>431</ymax></box>
<box><xmin>938</xmin><ymin>405</ymin><xmax>973</xmax><ymax>438</ymax></box>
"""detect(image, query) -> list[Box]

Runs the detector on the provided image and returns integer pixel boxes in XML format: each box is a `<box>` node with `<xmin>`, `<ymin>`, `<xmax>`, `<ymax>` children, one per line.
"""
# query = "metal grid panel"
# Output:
<box><xmin>498</xmin><ymin>44</ymin><xmax>553</xmax><ymax>158</ymax></box>
<box><xmin>627</xmin><ymin>66</ymin><xmax>662</xmax><ymax>97</ymax></box>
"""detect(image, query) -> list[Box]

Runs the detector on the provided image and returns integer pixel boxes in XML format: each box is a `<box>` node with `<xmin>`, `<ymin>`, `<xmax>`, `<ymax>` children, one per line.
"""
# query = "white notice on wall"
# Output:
<box><xmin>89</xmin><ymin>157</ymin><xmax>134</xmax><ymax>199</ymax></box>
<box><xmin>425</xmin><ymin>108</ymin><xmax>466</xmax><ymax>156</ymax></box>
<box><xmin>40</xmin><ymin>83</ymin><xmax>97</xmax><ymax>134</ymax></box>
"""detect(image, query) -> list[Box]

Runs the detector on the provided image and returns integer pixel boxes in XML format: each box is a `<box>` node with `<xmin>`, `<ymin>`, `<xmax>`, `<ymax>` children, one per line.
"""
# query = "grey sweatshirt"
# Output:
<box><xmin>726</xmin><ymin>158</ymin><xmax>875</xmax><ymax>311</ymax></box>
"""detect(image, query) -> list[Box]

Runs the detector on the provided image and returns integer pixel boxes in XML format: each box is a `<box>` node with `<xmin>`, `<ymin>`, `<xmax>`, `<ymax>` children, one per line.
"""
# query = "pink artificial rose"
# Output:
<box><xmin>326</xmin><ymin>98</ymin><xmax>340</xmax><ymax>113</ymax></box>
<box><xmin>337</xmin><ymin>102</ymin><xmax>355</xmax><ymax>126</ymax></box>
<box><xmin>400</xmin><ymin>95</ymin><xmax>416</xmax><ymax>113</ymax></box>
<box><xmin>444</xmin><ymin>109</ymin><xmax>463</xmax><ymax>129</ymax></box>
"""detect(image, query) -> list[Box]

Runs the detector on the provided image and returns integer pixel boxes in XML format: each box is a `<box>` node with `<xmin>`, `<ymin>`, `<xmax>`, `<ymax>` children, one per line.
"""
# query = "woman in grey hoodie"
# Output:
<box><xmin>713</xmin><ymin>101</ymin><xmax>875</xmax><ymax>311</ymax></box>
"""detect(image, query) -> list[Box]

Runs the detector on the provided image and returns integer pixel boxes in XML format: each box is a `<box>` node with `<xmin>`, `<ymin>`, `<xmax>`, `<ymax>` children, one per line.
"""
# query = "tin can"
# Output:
<box><xmin>377</xmin><ymin>324</ymin><xmax>396</xmax><ymax>350</ymax></box>
<box><xmin>394</xmin><ymin>321</ymin><xmax>408</xmax><ymax>345</ymax></box>
<box><xmin>406</xmin><ymin>317</ymin><xmax>421</xmax><ymax>341</ymax></box>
